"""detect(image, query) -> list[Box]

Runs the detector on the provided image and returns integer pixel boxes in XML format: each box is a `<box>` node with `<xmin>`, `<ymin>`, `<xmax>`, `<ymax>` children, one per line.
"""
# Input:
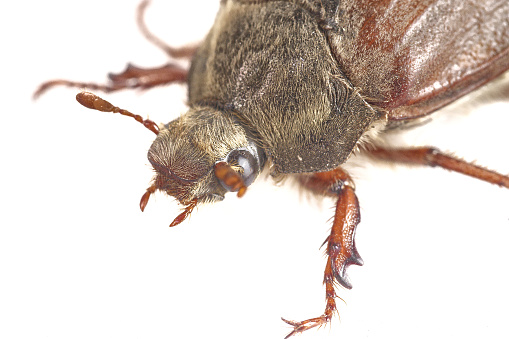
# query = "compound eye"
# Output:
<box><xmin>225</xmin><ymin>149</ymin><xmax>260</xmax><ymax>187</ymax></box>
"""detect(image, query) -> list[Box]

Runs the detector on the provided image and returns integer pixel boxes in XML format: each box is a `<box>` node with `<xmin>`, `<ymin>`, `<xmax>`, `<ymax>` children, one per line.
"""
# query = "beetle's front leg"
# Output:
<box><xmin>33</xmin><ymin>0</ymin><xmax>197</xmax><ymax>99</ymax></box>
<box><xmin>33</xmin><ymin>63</ymin><xmax>188</xmax><ymax>99</ymax></box>
<box><xmin>283</xmin><ymin>168</ymin><xmax>362</xmax><ymax>338</ymax></box>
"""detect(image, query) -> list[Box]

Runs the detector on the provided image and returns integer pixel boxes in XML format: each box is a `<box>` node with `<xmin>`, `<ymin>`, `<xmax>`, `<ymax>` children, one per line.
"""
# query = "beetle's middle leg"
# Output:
<box><xmin>137</xmin><ymin>0</ymin><xmax>199</xmax><ymax>59</ymax></box>
<box><xmin>367</xmin><ymin>146</ymin><xmax>509</xmax><ymax>188</ymax></box>
<box><xmin>282</xmin><ymin>167</ymin><xmax>363</xmax><ymax>338</ymax></box>
<box><xmin>34</xmin><ymin>0</ymin><xmax>197</xmax><ymax>99</ymax></box>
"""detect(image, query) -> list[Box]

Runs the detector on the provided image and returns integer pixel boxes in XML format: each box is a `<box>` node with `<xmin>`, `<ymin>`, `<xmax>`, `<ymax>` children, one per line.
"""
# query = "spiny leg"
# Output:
<box><xmin>367</xmin><ymin>146</ymin><xmax>509</xmax><ymax>188</ymax></box>
<box><xmin>283</xmin><ymin>168</ymin><xmax>362</xmax><ymax>338</ymax></box>
<box><xmin>137</xmin><ymin>0</ymin><xmax>199</xmax><ymax>59</ymax></box>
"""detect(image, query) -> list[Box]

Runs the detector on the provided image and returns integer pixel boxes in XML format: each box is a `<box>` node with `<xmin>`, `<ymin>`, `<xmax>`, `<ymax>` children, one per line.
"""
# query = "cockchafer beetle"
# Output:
<box><xmin>35</xmin><ymin>0</ymin><xmax>509</xmax><ymax>337</ymax></box>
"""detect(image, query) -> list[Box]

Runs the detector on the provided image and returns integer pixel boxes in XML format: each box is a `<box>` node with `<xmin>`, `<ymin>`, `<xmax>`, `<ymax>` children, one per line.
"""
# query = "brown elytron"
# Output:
<box><xmin>35</xmin><ymin>1</ymin><xmax>509</xmax><ymax>338</ymax></box>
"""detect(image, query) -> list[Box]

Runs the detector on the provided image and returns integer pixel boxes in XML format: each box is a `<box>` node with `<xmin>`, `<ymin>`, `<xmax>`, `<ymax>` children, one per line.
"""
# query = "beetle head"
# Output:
<box><xmin>71</xmin><ymin>92</ymin><xmax>264</xmax><ymax>226</ymax></box>
<box><xmin>146</xmin><ymin>105</ymin><xmax>265</xmax><ymax>210</ymax></box>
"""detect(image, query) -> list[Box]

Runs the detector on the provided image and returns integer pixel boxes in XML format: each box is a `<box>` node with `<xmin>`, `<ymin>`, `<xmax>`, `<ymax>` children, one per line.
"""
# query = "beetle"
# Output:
<box><xmin>35</xmin><ymin>0</ymin><xmax>509</xmax><ymax>337</ymax></box>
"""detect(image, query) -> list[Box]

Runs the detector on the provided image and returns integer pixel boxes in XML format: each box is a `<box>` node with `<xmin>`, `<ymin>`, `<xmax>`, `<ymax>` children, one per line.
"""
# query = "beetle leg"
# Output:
<box><xmin>34</xmin><ymin>62</ymin><xmax>188</xmax><ymax>99</ymax></box>
<box><xmin>107</xmin><ymin>63</ymin><xmax>188</xmax><ymax>90</ymax></box>
<box><xmin>137</xmin><ymin>0</ymin><xmax>199</xmax><ymax>59</ymax></box>
<box><xmin>368</xmin><ymin>146</ymin><xmax>509</xmax><ymax>188</ymax></box>
<box><xmin>34</xmin><ymin>1</ymin><xmax>196</xmax><ymax>99</ymax></box>
<box><xmin>282</xmin><ymin>168</ymin><xmax>362</xmax><ymax>338</ymax></box>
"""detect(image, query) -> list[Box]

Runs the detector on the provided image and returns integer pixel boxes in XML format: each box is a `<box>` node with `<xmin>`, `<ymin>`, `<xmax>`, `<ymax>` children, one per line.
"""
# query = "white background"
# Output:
<box><xmin>2</xmin><ymin>1</ymin><xmax>509</xmax><ymax>338</ymax></box>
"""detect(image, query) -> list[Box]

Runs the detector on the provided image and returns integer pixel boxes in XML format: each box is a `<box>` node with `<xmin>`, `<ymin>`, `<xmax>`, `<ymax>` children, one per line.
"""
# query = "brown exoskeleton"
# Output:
<box><xmin>35</xmin><ymin>0</ymin><xmax>509</xmax><ymax>337</ymax></box>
